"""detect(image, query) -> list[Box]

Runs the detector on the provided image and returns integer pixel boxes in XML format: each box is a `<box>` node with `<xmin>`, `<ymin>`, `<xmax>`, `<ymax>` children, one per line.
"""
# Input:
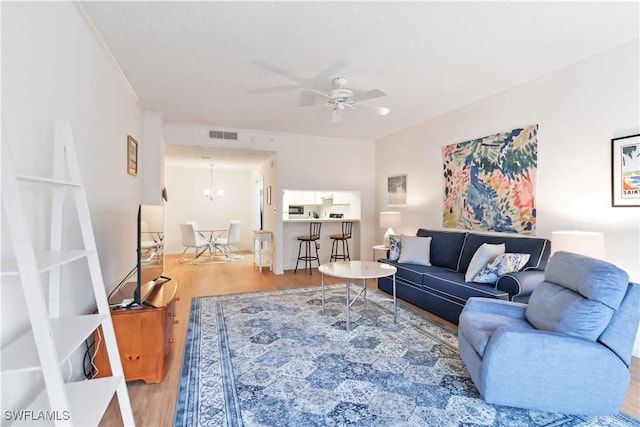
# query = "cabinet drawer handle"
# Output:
<box><xmin>176</xmin><ymin>297</ymin><xmax>181</xmax><ymax>302</ymax></box>
<box><xmin>169</xmin><ymin>312</ymin><xmax>177</xmax><ymax>317</ymax></box>
<box><xmin>169</xmin><ymin>338</ymin><xmax>176</xmax><ymax>344</ymax></box>
<box><xmin>175</xmin><ymin>320</ymin><xmax>180</xmax><ymax>324</ymax></box>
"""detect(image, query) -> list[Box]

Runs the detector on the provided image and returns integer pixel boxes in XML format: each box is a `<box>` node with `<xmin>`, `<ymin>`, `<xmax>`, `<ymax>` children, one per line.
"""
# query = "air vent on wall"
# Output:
<box><xmin>209</xmin><ymin>130</ymin><xmax>238</xmax><ymax>140</ymax></box>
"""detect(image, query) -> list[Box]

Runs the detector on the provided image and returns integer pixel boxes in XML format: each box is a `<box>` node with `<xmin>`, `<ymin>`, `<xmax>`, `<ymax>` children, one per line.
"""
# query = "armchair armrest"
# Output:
<box><xmin>496</xmin><ymin>270</ymin><xmax>545</xmax><ymax>302</ymax></box>
<box><xmin>462</xmin><ymin>297</ymin><xmax>527</xmax><ymax>320</ymax></box>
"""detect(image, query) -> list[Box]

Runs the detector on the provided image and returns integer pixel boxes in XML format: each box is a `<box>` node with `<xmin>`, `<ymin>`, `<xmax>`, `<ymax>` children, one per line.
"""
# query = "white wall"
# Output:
<box><xmin>376</xmin><ymin>40</ymin><xmax>640</xmax><ymax>355</ymax></box>
<box><xmin>1</xmin><ymin>1</ymin><xmax>143</xmax><ymax>410</ymax></box>
<box><xmin>141</xmin><ymin>111</ymin><xmax>166</xmax><ymax>205</ymax></box>
<box><xmin>164</xmin><ymin>165</ymin><xmax>254</xmax><ymax>254</ymax></box>
<box><xmin>163</xmin><ymin>124</ymin><xmax>376</xmax><ymax>273</ymax></box>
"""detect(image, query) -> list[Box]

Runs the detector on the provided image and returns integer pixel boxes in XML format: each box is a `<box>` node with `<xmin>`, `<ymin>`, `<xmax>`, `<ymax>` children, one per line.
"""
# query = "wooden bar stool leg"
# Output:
<box><xmin>343</xmin><ymin>239</ymin><xmax>350</xmax><ymax>261</ymax></box>
<box><xmin>314</xmin><ymin>239</ymin><xmax>320</xmax><ymax>269</ymax></box>
<box><xmin>295</xmin><ymin>240</ymin><xmax>303</xmax><ymax>273</ymax></box>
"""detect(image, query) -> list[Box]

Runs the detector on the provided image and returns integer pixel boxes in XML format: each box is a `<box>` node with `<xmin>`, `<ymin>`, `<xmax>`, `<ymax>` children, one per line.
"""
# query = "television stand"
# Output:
<box><xmin>93</xmin><ymin>280</ymin><xmax>178</xmax><ymax>384</ymax></box>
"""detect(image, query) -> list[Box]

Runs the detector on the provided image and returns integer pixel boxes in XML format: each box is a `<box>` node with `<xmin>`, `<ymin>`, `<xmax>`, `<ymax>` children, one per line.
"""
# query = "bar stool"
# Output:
<box><xmin>295</xmin><ymin>222</ymin><xmax>322</xmax><ymax>275</ymax></box>
<box><xmin>330</xmin><ymin>221</ymin><xmax>353</xmax><ymax>262</ymax></box>
<box><xmin>253</xmin><ymin>230</ymin><xmax>273</xmax><ymax>272</ymax></box>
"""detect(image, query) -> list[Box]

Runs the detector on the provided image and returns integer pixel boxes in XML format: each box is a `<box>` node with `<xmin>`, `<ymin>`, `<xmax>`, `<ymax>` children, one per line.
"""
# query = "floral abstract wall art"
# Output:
<box><xmin>442</xmin><ymin>125</ymin><xmax>538</xmax><ymax>234</ymax></box>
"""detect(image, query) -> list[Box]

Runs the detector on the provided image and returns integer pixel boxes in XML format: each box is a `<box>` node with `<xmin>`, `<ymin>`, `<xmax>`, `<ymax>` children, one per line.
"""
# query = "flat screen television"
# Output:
<box><xmin>133</xmin><ymin>204</ymin><xmax>170</xmax><ymax>306</ymax></box>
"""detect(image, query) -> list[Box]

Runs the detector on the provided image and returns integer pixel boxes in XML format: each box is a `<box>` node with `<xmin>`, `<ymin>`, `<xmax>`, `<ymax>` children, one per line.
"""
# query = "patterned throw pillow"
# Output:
<box><xmin>388</xmin><ymin>235</ymin><xmax>401</xmax><ymax>261</ymax></box>
<box><xmin>472</xmin><ymin>253</ymin><xmax>531</xmax><ymax>284</ymax></box>
<box><xmin>464</xmin><ymin>243</ymin><xmax>506</xmax><ymax>282</ymax></box>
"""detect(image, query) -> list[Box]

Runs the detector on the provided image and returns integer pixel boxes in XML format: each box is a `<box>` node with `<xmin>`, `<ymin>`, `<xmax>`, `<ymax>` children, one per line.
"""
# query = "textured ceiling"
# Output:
<box><xmin>83</xmin><ymin>1</ymin><xmax>639</xmax><ymax>143</ymax></box>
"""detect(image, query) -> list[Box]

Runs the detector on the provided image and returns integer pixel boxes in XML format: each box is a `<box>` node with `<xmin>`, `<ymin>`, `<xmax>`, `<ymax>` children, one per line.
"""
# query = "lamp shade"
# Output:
<box><xmin>551</xmin><ymin>231</ymin><xmax>606</xmax><ymax>260</ymax></box>
<box><xmin>380</xmin><ymin>211</ymin><xmax>401</xmax><ymax>229</ymax></box>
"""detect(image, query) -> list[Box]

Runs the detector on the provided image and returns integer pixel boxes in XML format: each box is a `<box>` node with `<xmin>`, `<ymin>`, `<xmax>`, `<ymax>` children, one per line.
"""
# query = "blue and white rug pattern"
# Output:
<box><xmin>175</xmin><ymin>285</ymin><xmax>640</xmax><ymax>426</ymax></box>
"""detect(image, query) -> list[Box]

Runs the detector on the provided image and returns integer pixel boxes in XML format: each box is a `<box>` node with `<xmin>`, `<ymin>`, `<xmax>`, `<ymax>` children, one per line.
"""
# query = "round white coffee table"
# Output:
<box><xmin>319</xmin><ymin>261</ymin><xmax>397</xmax><ymax>332</ymax></box>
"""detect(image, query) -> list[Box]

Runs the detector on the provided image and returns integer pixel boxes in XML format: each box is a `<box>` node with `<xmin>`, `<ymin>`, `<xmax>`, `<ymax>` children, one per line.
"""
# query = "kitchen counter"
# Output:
<box><xmin>283</xmin><ymin>218</ymin><xmax>360</xmax><ymax>223</ymax></box>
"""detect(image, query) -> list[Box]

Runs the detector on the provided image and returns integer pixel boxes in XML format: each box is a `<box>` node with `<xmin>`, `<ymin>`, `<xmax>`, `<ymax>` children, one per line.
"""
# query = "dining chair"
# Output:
<box><xmin>213</xmin><ymin>220</ymin><xmax>243</xmax><ymax>260</ymax></box>
<box><xmin>179</xmin><ymin>223</ymin><xmax>213</xmax><ymax>263</ymax></box>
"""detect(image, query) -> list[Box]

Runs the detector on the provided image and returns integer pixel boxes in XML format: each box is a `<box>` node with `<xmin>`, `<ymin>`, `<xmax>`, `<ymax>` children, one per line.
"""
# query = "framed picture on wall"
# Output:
<box><xmin>387</xmin><ymin>174</ymin><xmax>407</xmax><ymax>206</ymax></box>
<box><xmin>127</xmin><ymin>135</ymin><xmax>138</xmax><ymax>176</ymax></box>
<box><xmin>611</xmin><ymin>134</ymin><xmax>640</xmax><ymax>207</ymax></box>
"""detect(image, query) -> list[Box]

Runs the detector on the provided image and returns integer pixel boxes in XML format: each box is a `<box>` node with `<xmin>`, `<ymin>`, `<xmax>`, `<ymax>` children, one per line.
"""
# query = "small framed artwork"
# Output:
<box><xmin>611</xmin><ymin>134</ymin><xmax>640</xmax><ymax>207</ymax></box>
<box><xmin>267</xmin><ymin>185</ymin><xmax>272</xmax><ymax>205</ymax></box>
<box><xmin>387</xmin><ymin>174</ymin><xmax>407</xmax><ymax>206</ymax></box>
<box><xmin>127</xmin><ymin>135</ymin><xmax>138</xmax><ymax>176</ymax></box>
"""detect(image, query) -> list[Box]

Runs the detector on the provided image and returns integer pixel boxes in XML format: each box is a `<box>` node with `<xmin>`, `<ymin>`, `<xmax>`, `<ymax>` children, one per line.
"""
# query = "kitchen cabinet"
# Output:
<box><xmin>284</xmin><ymin>190</ymin><xmax>357</xmax><ymax>206</ymax></box>
<box><xmin>304</xmin><ymin>192</ymin><xmax>317</xmax><ymax>204</ymax></box>
<box><xmin>333</xmin><ymin>192</ymin><xmax>352</xmax><ymax>205</ymax></box>
<box><xmin>286</xmin><ymin>191</ymin><xmax>303</xmax><ymax>205</ymax></box>
<box><xmin>286</xmin><ymin>191</ymin><xmax>318</xmax><ymax>205</ymax></box>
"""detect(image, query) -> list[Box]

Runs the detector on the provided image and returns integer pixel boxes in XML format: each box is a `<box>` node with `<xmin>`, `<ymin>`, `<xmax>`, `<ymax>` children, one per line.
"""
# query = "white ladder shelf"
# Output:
<box><xmin>1</xmin><ymin>121</ymin><xmax>134</xmax><ymax>426</ymax></box>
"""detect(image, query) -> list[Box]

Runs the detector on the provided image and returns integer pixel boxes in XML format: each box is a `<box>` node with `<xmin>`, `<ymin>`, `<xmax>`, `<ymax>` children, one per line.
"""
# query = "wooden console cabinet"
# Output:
<box><xmin>94</xmin><ymin>280</ymin><xmax>178</xmax><ymax>384</ymax></box>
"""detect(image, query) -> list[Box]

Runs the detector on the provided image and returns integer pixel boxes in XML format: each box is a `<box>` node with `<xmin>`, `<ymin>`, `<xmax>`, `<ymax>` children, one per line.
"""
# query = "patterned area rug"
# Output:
<box><xmin>174</xmin><ymin>285</ymin><xmax>640</xmax><ymax>426</ymax></box>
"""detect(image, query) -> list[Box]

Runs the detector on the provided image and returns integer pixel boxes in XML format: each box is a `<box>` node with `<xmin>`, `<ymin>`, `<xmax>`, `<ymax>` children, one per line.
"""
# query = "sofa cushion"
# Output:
<box><xmin>398</xmin><ymin>235</ymin><xmax>431</xmax><ymax>266</ymax></box>
<box><xmin>464</xmin><ymin>243</ymin><xmax>505</xmax><ymax>282</ymax></box>
<box><xmin>525</xmin><ymin>281</ymin><xmax>615</xmax><ymax>340</ymax></box>
<box><xmin>459</xmin><ymin>233</ymin><xmax>550</xmax><ymax>273</ymax></box>
<box><xmin>416</xmin><ymin>229</ymin><xmax>467</xmax><ymax>270</ymax></box>
<box><xmin>525</xmin><ymin>252</ymin><xmax>630</xmax><ymax>341</ymax></box>
<box><xmin>421</xmin><ymin>270</ymin><xmax>510</xmax><ymax>304</ymax></box>
<box><xmin>379</xmin><ymin>259</ymin><xmax>439</xmax><ymax>285</ymax></box>
<box><xmin>472</xmin><ymin>253</ymin><xmax>530</xmax><ymax>284</ymax></box>
<box><xmin>544</xmin><ymin>251</ymin><xmax>629</xmax><ymax>310</ymax></box>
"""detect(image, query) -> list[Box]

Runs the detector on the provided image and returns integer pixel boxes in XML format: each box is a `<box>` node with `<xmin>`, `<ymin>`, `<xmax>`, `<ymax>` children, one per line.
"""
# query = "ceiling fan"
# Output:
<box><xmin>298</xmin><ymin>77</ymin><xmax>390</xmax><ymax>123</ymax></box>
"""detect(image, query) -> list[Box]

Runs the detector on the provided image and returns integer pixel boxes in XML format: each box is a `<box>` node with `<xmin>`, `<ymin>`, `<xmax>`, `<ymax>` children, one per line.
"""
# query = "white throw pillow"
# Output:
<box><xmin>464</xmin><ymin>243</ymin><xmax>506</xmax><ymax>282</ymax></box>
<box><xmin>398</xmin><ymin>235</ymin><xmax>432</xmax><ymax>266</ymax></box>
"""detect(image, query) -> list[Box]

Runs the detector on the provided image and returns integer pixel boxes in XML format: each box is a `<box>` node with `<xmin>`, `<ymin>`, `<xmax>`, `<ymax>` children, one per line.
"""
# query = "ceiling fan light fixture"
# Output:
<box><xmin>294</xmin><ymin>73</ymin><xmax>390</xmax><ymax>123</ymax></box>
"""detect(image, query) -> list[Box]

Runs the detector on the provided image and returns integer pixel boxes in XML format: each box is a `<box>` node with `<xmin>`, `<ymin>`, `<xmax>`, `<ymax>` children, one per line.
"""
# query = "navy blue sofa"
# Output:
<box><xmin>377</xmin><ymin>229</ymin><xmax>551</xmax><ymax>325</ymax></box>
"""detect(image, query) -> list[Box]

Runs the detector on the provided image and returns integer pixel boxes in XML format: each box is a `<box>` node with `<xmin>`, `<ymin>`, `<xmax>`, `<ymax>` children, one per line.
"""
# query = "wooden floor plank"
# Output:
<box><xmin>99</xmin><ymin>253</ymin><xmax>640</xmax><ymax>425</ymax></box>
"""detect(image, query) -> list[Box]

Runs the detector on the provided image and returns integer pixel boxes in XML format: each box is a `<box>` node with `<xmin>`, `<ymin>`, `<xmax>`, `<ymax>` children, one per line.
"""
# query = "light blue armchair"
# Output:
<box><xmin>458</xmin><ymin>251</ymin><xmax>640</xmax><ymax>415</ymax></box>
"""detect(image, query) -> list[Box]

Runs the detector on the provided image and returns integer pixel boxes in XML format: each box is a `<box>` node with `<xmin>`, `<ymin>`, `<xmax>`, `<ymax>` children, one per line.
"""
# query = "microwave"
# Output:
<box><xmin>288</xmin><ymin>205</ymin><xmax>304</xmax><ymax>215</ymax></box>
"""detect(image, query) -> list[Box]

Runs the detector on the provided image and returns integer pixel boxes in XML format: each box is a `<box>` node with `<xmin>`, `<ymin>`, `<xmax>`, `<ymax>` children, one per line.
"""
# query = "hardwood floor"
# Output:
<box><xmin>100</xmin><ymin>254</ymin><xmax>640</xmax><ymax>425</ymax></box>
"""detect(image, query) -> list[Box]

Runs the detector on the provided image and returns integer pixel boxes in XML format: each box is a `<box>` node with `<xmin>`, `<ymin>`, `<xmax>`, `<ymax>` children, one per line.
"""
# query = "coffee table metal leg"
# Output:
<box><xmin>346</xmin><ymin>279</ymin><xmax>350</xmax><ymax>332</ymax></box>
<box><xmin>363</xmin><ymin>278</ymin><xmax>367</xmax><ymax>307</ymax></box>
<box><xmin>393</xmin><ymin>273</ymin><xmax>397</xmax><ymax>322</ymax></box>
<box><xmin>321</xmin><ymin>272</ymin><xmax>325</xmax><ymax>314</ymax></box>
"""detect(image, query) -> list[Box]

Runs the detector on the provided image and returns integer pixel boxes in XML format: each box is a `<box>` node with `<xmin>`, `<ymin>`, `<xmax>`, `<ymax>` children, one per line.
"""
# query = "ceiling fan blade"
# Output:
<box><xmin>301</xmin><ymin>88</ymin><xmax>330</xmax><ymax>99</ymax></box>
<box><xmin>297</xmin><ymin>90</ymin><xmax>321</xmax><ymax>107</ymax></box>
<box><xmin>354</xmin><ymin>102</ymin><xmax>391</xmax><ymax>116</ymax></box>
<box><xmin>311</xmin><ymin>61</ymin><xmax>348</xmax><ymax>86</ymax></box>
<box><xmin>252</xmin><ymin>59</ymin><xmax>304</xmax><ymax>83</ymax></box>
<box><xmin>247</xmin><ymin>83</ymin><xmax>303</xmax><ymax>94</ymax></box>
<box><xmin>290</xmin><ymin>103</ymin><xmax>327</xmax><ymax>111</ymax></box>
<box><xmin>331</xmin><ymin>108</ymin><xmax>343</xmax><ymax>123</ymax></box>
<box><xmin>351</xmin><ymin>89</ymin><xmax>386</xmax><ymax>102</ymax></box>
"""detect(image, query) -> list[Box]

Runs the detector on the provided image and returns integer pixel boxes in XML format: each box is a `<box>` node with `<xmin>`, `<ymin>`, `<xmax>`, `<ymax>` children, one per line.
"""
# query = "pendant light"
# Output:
<box><xmin>203</xmin><ymin>163</ymin><xmax>224</xmax><ymax>201</ymax></box>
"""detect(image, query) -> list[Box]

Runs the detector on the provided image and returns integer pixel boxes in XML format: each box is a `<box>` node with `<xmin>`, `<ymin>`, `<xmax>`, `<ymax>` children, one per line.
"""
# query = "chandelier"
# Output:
<box><xmin>203</xmin><ymin>163</ymin><xmax>224</xmax><ymax>201</ymax></box>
